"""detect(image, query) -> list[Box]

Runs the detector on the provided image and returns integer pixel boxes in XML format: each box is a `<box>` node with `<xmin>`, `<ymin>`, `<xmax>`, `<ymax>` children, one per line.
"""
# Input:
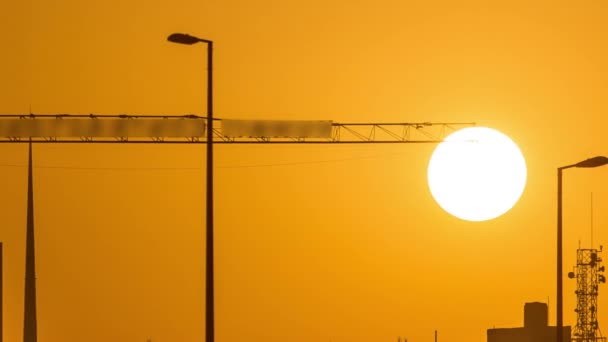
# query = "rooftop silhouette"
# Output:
<box><xmin>487</xmin><ymin>302</ymin><xmax>571</xmax><ymax>342</ymax></box>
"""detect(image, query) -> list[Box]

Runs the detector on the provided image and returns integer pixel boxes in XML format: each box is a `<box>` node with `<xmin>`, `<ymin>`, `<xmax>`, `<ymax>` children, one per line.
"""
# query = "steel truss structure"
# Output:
<box><xmin>2</xmin><ymin>112</ymin><xmax>475</xmax><ymax>342</ymax></box>
<box><xmin>569</xmin><ymin>247</ymin><xmax>608</xmax><ymax>342</ymax></box>
<box><xmin>0</xmin><ymin>114</ymin><xmax>474</xmax><ymax>144</ymax></box>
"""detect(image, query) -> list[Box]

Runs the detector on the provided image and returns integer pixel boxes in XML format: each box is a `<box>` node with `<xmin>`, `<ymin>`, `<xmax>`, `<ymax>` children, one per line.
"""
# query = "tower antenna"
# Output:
<box><xmin>591</xmin><ymin>192</ymin><xmax>594</xmax><ymax>249</ymax></box>
<box><xmin>568</xmin><ymin>246</ymin><xmax>607</xmax><ymax>342</ymax></box>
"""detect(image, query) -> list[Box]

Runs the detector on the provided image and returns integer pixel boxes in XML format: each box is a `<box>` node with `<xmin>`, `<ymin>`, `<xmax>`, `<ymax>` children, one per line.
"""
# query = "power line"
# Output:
<box><xmin>0</xmin><ymin>151</ymin><xmax>411</xmax><ymax>170</ymax></box>
<box><xmin>0</xmin><ymin>163</ymin><xmax>200</xmax><ymax>171</ymax></box>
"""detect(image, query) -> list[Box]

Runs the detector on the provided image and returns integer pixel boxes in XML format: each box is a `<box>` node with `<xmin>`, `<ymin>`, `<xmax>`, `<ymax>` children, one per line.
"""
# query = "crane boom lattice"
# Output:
<box><xmin>0</xmin><ymin>114</ymin><xmax>474</xmax><ymax>144</ymax></box>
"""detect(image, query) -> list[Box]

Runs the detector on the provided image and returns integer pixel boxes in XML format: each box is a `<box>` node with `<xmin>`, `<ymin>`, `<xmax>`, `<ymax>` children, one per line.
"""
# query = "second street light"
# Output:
<box><xmin>167</xmin><ymin>32</ymin><xmax>215</xmax><ymax>342</ymax></box>
<box><xmin>557</xmin><ymin>156</ymin><xmax>608</xmax><ymax>342</ymax></box>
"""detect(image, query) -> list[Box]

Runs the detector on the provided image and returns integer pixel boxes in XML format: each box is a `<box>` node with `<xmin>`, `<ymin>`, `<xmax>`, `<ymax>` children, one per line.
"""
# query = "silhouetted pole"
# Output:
<box><xmin>167</xmin><ymin>32</ymin><xmax>214</xmax><ymax>342</ymax></box>
<box><xmin>24</xmin><ymin>141</ymin><xmax>37</xmax><ymax>342</ymax></box>
<box><xmin>557</xmin><ymin>156</ymin><xmax>608</xmax><ymax>342</ymax></box>
<box><xmin>557</xmin><ymin>166</ymin><xmax>564</xmax><ymax>342</ymax></box>
<box><xmin>0</xmin><ymin>242</ymin><xmax>3</xmax><ymax>342</ymax></box>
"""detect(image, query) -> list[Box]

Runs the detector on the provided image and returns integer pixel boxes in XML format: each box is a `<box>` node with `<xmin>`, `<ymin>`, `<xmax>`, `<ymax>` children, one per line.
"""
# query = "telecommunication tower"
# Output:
<box><xmin>568</xmin><ymin>246</ymin><xmax>607</xmax><ymax>342</ymax></box>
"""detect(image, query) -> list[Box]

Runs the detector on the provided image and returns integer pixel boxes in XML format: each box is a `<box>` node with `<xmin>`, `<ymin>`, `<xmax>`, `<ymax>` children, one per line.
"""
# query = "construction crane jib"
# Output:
<box><xmin>0</xmin><ymin>114</ymin><xmax>475</xmax><ymax>144</ymax></box>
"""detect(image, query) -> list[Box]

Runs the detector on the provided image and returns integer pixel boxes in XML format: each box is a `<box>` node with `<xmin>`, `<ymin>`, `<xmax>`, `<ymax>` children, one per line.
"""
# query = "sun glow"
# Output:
<box><xmin>427</xmin><ymin>127</ymin><xmax>527</xmax><ymax>222</ymax></box>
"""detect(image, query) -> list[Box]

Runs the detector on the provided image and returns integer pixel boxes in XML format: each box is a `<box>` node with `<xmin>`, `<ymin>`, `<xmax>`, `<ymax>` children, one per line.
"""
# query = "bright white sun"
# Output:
<box><xmin>427</xmin><ymin>127</ymin><xmax>527</xmax><ymax>222</ymax></box>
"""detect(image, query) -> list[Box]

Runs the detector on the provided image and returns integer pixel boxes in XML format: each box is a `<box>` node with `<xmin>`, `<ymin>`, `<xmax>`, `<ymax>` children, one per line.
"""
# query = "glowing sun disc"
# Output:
<box><xmin>427</xmin><ymin>127</ymin><xmax>527</xmax><ymax>222</ymax></box>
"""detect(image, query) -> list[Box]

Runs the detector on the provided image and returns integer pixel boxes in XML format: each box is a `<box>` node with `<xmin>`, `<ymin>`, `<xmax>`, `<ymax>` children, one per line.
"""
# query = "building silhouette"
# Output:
<box><xmin>487</xmin><ymin>302</ymin><xmax>571</xmax><ymax>342</ymax></box>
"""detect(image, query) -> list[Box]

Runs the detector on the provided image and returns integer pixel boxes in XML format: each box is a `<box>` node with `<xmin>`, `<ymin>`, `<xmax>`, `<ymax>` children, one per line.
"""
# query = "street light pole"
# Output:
<box><xmin>557</xmin><ymin>156</ymin><xmax>608</xmax><ymax>342</ymax></box>
<box><xmin>168</xmin><ymin>33</ymin><xmax>214</xmax><ymax>342</ymax></box>
<box><xmin>556</xmin><ymin>164</ymin><xmax>570</xmax><ymax>342</ymax></box>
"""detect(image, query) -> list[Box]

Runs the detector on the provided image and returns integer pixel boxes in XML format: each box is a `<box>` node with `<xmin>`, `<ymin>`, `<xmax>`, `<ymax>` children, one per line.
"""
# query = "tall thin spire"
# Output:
<box><xmin>23</xmin><ymin>141</ymin><xmax>37</xmax><ymax>342</ymax></box>
<box><xmin>1</xmin><ymin>242</ymin><xmax>3</xmax><ymax>342</ymax></box>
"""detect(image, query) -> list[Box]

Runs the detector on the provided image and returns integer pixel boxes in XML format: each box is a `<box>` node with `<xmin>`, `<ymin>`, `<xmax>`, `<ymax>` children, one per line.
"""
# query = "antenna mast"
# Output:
<box><xmin>591</xmin><ymin>193</ymin><xmax>594</xmax><ymax>249</ymax></box>
<box><xmin>568</xmin><ymin>247</ymin><xmax>607</xmax><ymax>342</ymax></box>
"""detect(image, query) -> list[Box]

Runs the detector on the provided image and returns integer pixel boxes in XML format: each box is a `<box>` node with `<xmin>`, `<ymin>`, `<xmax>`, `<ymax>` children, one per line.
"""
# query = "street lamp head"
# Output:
<box><xmin>575</xmin><ymin>156</ymin><xmax>608</xmax><ymax>168</ymax></box>
<box><xmin>167</xmin><ymin>33</ymin><xmax>202</xmax><ymax>45</ymax></box>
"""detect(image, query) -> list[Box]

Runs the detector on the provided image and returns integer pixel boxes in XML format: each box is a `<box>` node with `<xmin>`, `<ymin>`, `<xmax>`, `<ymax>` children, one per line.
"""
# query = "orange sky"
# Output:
<box><xmin>2</xmin><ymin>1</ymin><xmax>608</xmax><ymax>341</ymax></box>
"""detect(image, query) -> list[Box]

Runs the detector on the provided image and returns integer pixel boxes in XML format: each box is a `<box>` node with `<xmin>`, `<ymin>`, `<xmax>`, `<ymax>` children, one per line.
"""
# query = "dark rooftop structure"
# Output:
<box><xmin>487</xmin><ymin>302</ymin><xmax>571</xmax><ymax>342</ymax></box>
